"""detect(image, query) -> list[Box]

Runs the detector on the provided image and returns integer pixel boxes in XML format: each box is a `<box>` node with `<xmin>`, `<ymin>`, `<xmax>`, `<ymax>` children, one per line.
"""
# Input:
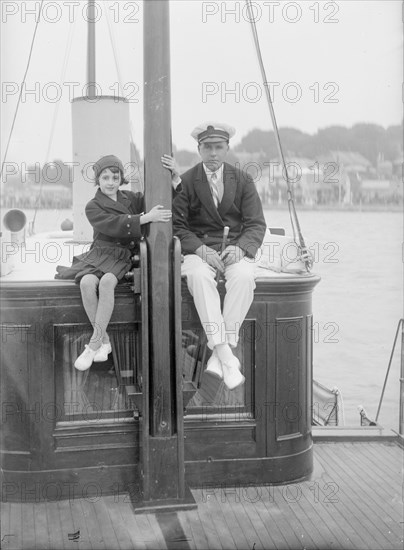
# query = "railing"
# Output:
<box><xmin>375</xmin><ymin>318</ymin><xmax>404</xmax><ymax>435</ymax></box>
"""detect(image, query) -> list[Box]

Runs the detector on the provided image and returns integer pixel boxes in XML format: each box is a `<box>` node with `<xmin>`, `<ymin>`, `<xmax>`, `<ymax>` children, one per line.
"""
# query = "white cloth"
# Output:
<box><xmin>181</xmin><ymin>254</ymin><xmax>256</xmax><ymax>349</ymax></box>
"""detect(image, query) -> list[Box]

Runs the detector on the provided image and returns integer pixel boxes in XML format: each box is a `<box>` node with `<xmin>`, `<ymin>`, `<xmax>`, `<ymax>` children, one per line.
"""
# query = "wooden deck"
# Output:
<box><xmin>1</xmin><ymin>439</ymin><xmax>403</xmax><ymax>550</ymax></box>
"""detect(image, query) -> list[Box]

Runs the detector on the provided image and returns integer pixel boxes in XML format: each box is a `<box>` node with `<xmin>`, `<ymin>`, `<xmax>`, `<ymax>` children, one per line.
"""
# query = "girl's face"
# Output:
<box><xmin>98</xmin><ymin>168</ymin><xmax>121</xmax><ymax>199</ymax></box>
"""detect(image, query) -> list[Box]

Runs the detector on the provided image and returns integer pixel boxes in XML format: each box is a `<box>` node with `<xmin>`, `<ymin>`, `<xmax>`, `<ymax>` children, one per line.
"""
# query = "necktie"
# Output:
<box><xmin>209</xmin><ymin>172</ymin><xmax>220</xmax><ymax>207</ymax></box>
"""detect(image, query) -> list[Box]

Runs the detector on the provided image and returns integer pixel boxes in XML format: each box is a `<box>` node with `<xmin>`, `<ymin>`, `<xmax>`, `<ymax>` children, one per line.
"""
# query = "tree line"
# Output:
<box><xmin>175</xmin><ymin>122</ymin><xmax>403</xmax><ymax>168</ymax></box>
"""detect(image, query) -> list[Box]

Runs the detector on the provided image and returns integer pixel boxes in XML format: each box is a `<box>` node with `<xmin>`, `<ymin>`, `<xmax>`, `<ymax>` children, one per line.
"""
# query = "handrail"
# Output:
<box><xmin>375</xmin><ymin>318</ymin><xmax>404</xmax><ymax>435</ymax></box>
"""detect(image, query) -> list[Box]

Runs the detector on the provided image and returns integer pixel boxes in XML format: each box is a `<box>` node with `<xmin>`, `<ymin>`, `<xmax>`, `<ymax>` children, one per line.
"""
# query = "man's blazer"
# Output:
<box><xmin>173</xmin><ymin>162</ymin><xmax>266</xmax><ymax>258</ymax></box>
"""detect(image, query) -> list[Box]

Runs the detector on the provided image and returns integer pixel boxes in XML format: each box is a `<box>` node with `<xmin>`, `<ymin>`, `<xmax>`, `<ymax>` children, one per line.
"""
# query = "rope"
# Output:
<box><xmin>244</xmin><ymin>0</ymin><xmax>313</xmax><ymax>271</ymax></box>
<box><xmin>30</xmin><ymin>17</ymin><xmax>76</xmax><ymax>234</ymax></box>
<box><xmin>375</xmin><ymin>318</ymin><xmax>403</xmax><ymax>423</ymax></box>
<box><xmin>0</xmin><ymin>0</ymin><xmax>45</xmax><ymax>182</ymax></box>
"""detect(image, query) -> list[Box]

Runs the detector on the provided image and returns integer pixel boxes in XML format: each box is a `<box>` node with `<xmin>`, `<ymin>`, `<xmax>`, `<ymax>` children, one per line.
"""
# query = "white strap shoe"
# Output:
<box><xmin>74</xmin><ymin>345</ymin><xmax>98</xmax><ymax>371</ymax></box>
<box><xmin>94</xmin><ymin>342</ymin><xmax>112</xmax><ymax>362</ymax></box>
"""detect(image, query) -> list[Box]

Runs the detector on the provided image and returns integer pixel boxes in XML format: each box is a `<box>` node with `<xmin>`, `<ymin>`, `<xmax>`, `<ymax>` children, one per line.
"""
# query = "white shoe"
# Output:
<box><xmin>94</xmin><ymin>342</ymin><xmax>112</xmax><ymax>362</ymax></box>
<box><xmin>222</xmin><ymin>357</ymin><xmax>244</xmax><ymax>390</ymax></box>
<box><xmin>74</xmin><ymin>345</ymin><xmax>98</xmax><ymax>371</ymax></box>
<box><xmin>205</xmin><ymin>353</ymin><xmax>223</xmax><ymax>379</ymax></box>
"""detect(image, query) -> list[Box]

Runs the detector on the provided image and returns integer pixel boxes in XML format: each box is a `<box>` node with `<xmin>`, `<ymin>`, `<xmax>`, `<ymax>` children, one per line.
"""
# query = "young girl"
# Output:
<box><xmin>55</xmin><ymin>155</ymin><xmax>172</xmax><ymax>371</ymax></box>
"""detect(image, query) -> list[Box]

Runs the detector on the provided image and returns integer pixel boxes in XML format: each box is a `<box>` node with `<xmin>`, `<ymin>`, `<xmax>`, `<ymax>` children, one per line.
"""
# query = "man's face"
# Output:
<box><xmin>198</xmin><ymin>141</ymin><xmax>229</xmax><ymax>172</ymax></box>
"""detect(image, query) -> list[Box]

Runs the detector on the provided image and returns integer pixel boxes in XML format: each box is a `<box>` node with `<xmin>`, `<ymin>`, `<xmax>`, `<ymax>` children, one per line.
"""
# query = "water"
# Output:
<box><xmin>264</xmin><ymin>208</ymin><xmax>402</xmax><ymax>430</ymax></box>
<box><xmin>2</xmin><ymin>207</ymin><xmax>402</xmax><ymax>429</ymax></box>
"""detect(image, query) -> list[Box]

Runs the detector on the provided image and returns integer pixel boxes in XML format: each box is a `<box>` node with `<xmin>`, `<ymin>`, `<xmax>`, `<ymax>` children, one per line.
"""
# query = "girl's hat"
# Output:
<box><xmin>93</xmin><ymin>155</ymin><xmax>124</xmax><ymax>178</ymax></box>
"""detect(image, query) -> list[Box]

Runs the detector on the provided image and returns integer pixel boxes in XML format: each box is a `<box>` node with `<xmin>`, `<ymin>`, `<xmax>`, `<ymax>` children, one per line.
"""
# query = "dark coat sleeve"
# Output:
<box><xmin>236</xmin><ymin>173</ymin><xmax>266</xmax><ymax>257</ymax></box>
<box><xmin>172</xmin><ymin>176</ymin><xmax>205</xmax><ymax>254</ymax></box>
<box><xmin>85</xmin><ymin>191</ymin><xmax>144</xmax><ymax>241</ymax></box>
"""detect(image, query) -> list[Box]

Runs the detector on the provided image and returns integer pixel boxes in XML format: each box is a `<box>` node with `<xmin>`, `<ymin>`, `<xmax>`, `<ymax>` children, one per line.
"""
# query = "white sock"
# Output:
<box><xmin>215</xmin><ymin>343</ymin><xmax>234</xmax><ymax>364</ymax></box>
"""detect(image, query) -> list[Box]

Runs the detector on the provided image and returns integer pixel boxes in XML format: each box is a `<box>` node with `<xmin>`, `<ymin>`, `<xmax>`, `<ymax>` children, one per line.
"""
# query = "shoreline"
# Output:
<box><xmin>262</xmin><ymin>203</ymin><xmax>403</xmax><ymax>213</ymax></box>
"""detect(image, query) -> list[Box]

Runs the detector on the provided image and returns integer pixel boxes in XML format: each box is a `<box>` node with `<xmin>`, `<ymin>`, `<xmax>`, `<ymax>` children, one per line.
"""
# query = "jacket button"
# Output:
<box><xmin>130</xmin><ymin>241</ymin><xmax>135</xmax><ymax>246</ymax></box>
<box><xmin>127</xmin><ymin>223</ymin><xmax>130</xmax><ymax>227</ymax></box>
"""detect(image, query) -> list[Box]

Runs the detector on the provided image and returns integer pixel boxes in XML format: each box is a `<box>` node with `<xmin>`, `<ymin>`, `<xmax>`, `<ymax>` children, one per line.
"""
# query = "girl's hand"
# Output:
<box><xmin>161</xmin><ymin>154</ymin><xmax>181</xmax><ymax>188</ymax></box>
<box><xmin>145</xmin><ymin>205</ymin><xmax>172</xmax><ymax>223</ymax></box>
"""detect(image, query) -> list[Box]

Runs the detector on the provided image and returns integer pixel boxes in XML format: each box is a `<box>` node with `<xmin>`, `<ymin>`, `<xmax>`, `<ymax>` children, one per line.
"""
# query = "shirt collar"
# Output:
<box><xmin>203</xmin><ymin>163</ymin><xmax>224</xmax><ymax>179</ymax></box>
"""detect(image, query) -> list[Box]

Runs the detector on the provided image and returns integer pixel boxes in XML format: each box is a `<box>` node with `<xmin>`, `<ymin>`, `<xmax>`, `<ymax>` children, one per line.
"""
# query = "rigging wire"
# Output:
<box><xmin>31</xmin><ymin>17</ymin><xmax>76</xmax><ymax>233</ymax></box>
<box><xmin>244</xmin><ymin>0</ymin><xmax>313</xmax><ymax>271</ymax></box>
<box><xmin>0</xmin><ymin>0</ymin><xmax>45</xmax><ymax>182</ymax></box>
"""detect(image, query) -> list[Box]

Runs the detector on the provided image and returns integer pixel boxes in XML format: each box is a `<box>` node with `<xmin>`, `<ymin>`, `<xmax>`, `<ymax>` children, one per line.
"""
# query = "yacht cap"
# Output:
<box><xmin>191</xmin><ymin>122</ymin><xmax>236</xmax><ymax>144</ymax></box>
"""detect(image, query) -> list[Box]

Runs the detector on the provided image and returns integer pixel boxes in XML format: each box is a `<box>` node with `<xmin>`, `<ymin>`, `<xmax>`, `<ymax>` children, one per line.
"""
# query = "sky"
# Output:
<box><xmin>1</xmin><ymin>0</ymin><xmax>402</xmax><ymax>166</ymax></box>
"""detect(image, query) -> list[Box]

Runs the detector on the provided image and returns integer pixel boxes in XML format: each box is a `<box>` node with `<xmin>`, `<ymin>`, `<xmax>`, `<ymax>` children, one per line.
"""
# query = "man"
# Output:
<box><xmin>171</xmin><ymin>122</ymin><xmax>266</xmax><ymax>390</ymax></box>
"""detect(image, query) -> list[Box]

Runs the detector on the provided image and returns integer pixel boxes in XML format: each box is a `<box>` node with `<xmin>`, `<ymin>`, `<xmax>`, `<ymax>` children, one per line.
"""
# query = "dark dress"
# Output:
<box><xmin>55</xmin><ymin>189</ymin><xmax>144</xmax><ymax>283</ymax></box>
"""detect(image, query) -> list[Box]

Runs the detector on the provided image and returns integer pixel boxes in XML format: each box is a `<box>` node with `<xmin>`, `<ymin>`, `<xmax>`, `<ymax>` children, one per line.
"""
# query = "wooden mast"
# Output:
<box><xmin>138</xmin><ymin>0</ymin><xmax>195</xmax><ymax>512</ymax></box>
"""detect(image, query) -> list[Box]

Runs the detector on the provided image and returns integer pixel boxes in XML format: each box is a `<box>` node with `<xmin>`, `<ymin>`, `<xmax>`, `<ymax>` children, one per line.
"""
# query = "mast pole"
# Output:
<box><xmin>87</xmin><ymin>0</ymin><xmax>96</xmax><ymax>99</ymax></box>
<box><xmin>138</xmin><ymin>0</ymin><xmax>195</xmax><ymax>512</ymax></box>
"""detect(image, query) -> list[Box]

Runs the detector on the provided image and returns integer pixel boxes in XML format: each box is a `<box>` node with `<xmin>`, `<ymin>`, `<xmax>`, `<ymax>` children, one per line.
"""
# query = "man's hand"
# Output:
<box><xmin>196</xmin><ymin>245</ymin><xmax>224</xmax><ymax>272</ymax></box>
<box><xmin>161</xmin><ymin>154</ymin><xmax>181</xmax><ymax>188</ymax></box>
<box><xmin>221</xmin><ymin>245</ymin><xmax>245</xmax><ymax>266</ymax></box>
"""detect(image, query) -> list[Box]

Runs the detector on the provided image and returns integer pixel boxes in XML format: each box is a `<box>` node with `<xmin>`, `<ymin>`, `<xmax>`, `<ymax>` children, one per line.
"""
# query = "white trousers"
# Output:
<box><xmin>181</xmin><ymin>254</ymin><xmax>256</xmax><ymax>349</ymax></box>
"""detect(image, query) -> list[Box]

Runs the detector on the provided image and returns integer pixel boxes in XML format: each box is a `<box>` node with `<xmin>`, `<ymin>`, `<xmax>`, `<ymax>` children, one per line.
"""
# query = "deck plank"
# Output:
<box><xmin>258</xmin><ymin>489</ymin><xmax>304</xmax><ymax>550</ymax></box>
<box><xmin>102</xmin><ymin>495</ymin><xmax>136</xmax><ymax>550</ymax></box>
<box><xmin>135</xmin><ymin>513</ymin><xmax>163</xmax><ymax>549</ymax></box>
<box><xmin>115</xmin><ymin>499</ymin><xmax>148</xmax><ymax>550</ymax></box>
<box><xmin>225</xmin><ymin>491</ymin><xmax>268</xmax><ymax>550</ymax></box>
<box><xmin>148</xmin><ymin>513</ymin><xmax>170</xmax><ymax>549</ymax></box>
<box><xmin>32</xmin><ymin>502</ymin><xmax>50</xmax><ymax>550</ymax></box>
<box><xmin>342</xmin><ymin>441</ymin><xmax>402</xmax><ymax>497</ymax></box>
<box><xmin>271</xmin><ymin>485</ymin><xmax>320</xmax><ymax>549</ymax></box>
<box><xmin>78</xmin><ymin>498</ymin><xmax>107</xmax><ymax>549</ymax></box>
<box><xmin>313</xmin><ymin>453</ymin><xmax>387</xmax><ymax>550</ymax></box>
<box><xmin>21</xmin><ymin>501</ymin><xmax>36</xmax><ymax>550</ymax></box>
<box><xmin>321</xmin><ymin>443</ymin><xmax>402</xmax><ymax>529</ymax></box>
<box><xmin>2</xmin><ymin>501</ymin><xmax>22</xmax><ymax>550</ymax></box>
<box><xmin>192</xmin><ymin>491</ymin><xmax>223</xmax><ymax>550</ymax></box>
<box><xmin>91</xmin><ymin>497</ymin><xmax>126</xmax><ymax>550</ymax></box>
<box><xmin>213</xmin><ymin>488</ymin><xmax>252</xmax><ymax>550</ymax></box>
<box><xmin>297</xmin><ymin>481</ymin><xmax>355</xmax><ymax>550</ymax></box>
<box><xmin>250</xmin><ymin>496</ymin><xmax>291</xmax><ymax>550</ymax></box>
<box><xmin>318</xmin><ymin>444</ymin><xmax>402</xmax><ymax>549</ymax></box>
<box><xmin>44</xmin><ymin>500</ymin><xmax>67</xmax><ymax>550</ymax></box>
<box><xmin>280</xmin><ymin>481</ymin><xmax>343</xmax><ymax>550</ymax></box>
<box><xmin>204</xmin><ymin>492</ymin><xmax>239</xmax><ymax>550</ymax></box>
<box><xmin>68</xmin><ymin>497</ymin><xmax>94</xmax><ymax>550</ymax></box>
<box><xmin>238</xmin><ymin>488</ymin><xmax>278</xmax><ymax>549</ymax></box>
<box><xmin>180</xmin><ymin>508</ymin><xmax>207</xmax><ymax>550</ymax></box>
<box><xmin>337</xmin><ymin>443</ymin><xmax>403</xmax><ymax>525</ymax></box>
<box><xmin>2</xmin><ymin>440</ymin><xmax>403</xmax><ymax>550</ymax></box>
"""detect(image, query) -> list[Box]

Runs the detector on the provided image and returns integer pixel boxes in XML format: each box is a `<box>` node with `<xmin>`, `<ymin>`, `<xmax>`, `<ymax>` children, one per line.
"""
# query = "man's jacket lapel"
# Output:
<box><xmin>218</xmin><ymin>163</ymin><xmax>237</xmax><ymax>216</ymax></box>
